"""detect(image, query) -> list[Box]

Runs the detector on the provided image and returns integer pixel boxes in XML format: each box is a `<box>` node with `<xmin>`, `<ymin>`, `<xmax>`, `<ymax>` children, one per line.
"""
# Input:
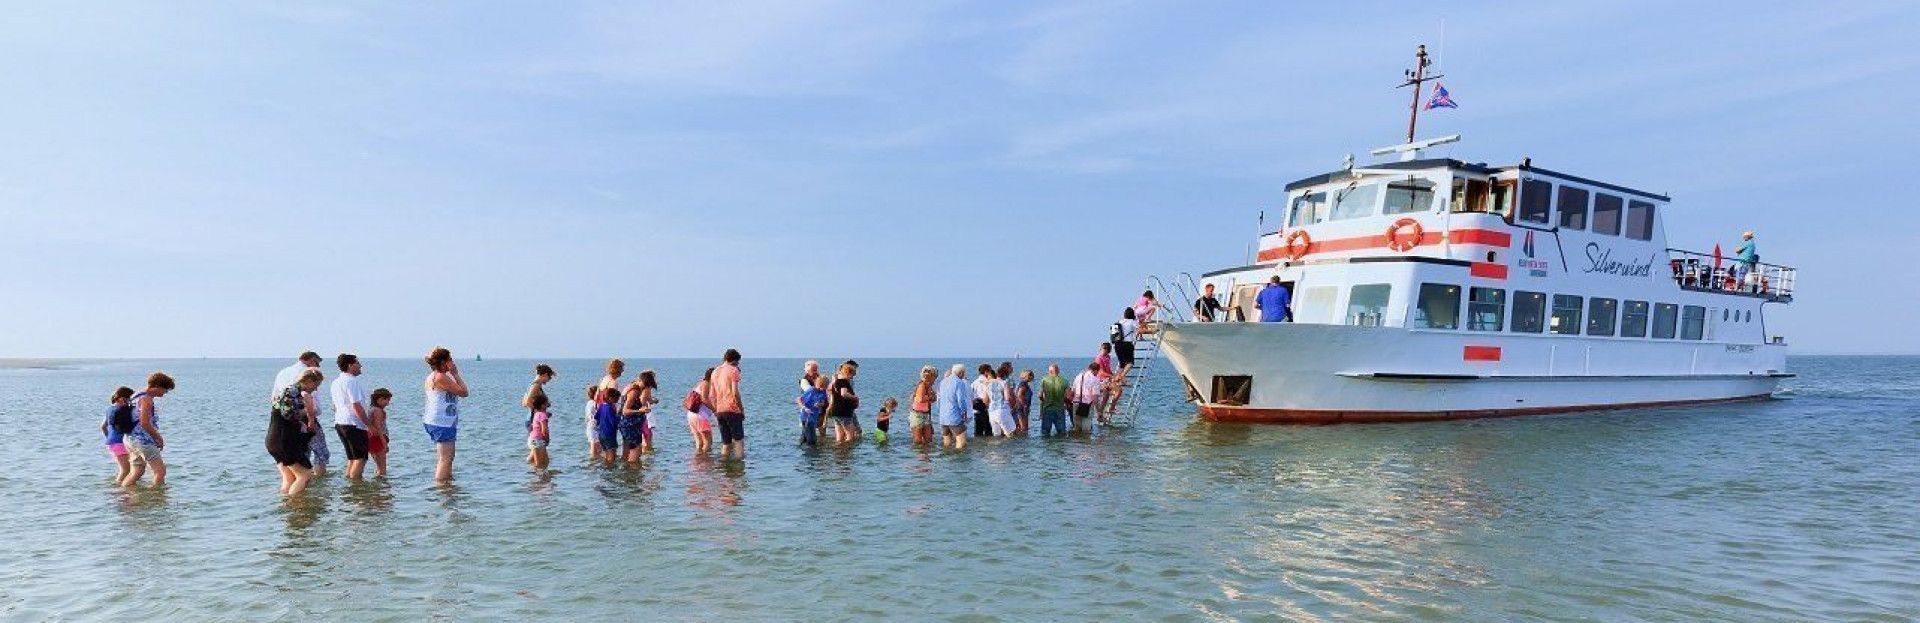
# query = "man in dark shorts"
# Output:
<box><xmin>710</xmin><ymin>349</ymin><xmax>747</xmax><ymax>459</ymax></box>
<box><xmin>329</xmin><ymin>353</ymin><xmax>373</xmax><ymax>479</ymax></box>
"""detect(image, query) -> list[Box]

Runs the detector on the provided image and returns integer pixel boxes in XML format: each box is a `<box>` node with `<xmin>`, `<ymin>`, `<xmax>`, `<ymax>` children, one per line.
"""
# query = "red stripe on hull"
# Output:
<box><xmin>1469</xmin><ymin>262</ymin><xmax>1508</xmax><ymax>279</ymax></box>
<box><xmin>1462</xmin><ymin>345</ymin><xmax>1502</xmax><ymax>361</ymax></box>
<box><xmin>1197</xmin><ymin>393</ymin><xmax>1773</xmax><ymax>424</ymax></box>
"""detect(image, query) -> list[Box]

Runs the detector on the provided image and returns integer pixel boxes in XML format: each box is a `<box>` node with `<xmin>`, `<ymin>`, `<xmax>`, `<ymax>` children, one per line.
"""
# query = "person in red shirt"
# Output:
<box><xmin>708</xmin><ymin>349</ymin><xmax>747</xmax><ymax>459</ymax></box>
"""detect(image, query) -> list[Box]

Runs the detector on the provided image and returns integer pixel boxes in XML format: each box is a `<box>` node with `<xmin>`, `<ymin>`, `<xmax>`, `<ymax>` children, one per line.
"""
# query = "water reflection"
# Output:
<box><xmin>340</xmin><ymin>479</ymin><xmax>395</xmax><ymax>514</ymax></box>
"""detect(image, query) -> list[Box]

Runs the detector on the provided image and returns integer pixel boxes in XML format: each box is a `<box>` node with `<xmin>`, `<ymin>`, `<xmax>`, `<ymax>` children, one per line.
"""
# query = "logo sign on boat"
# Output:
<box><xmin>1515</xmin><ymin>230</ymin><xmax>1550</xmax><ymax>277</ymax></box>
<box><xmin>1582</xmin><ymin>242</ymin><xmax>1655</xmax><ymax>278</ymax></box>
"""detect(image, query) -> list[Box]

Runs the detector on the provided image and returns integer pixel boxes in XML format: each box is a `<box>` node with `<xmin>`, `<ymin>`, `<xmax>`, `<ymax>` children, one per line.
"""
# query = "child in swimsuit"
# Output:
<box><xmin>101</xmin><ymin>387</ymin><xmax>134</xmax><ymax>482</ymax></box>
<box><xmin>874</xmin><ymin>397</ymin><xmax>896</xmax><ymax>443</ymax></box>
<box><xmin>367</xmin><ymin>389</ymin><xmax>392</xmax><ymax>478</ymax></box>
<box><xmin>527</xmin><ymin>394</ymin><xmax>551</xmax><ymax>469</ymax></box>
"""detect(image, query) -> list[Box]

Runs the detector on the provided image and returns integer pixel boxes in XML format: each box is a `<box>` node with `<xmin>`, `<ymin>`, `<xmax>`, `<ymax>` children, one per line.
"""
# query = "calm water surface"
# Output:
<box><xmin>0</xmin><ymin>356</ymin><xmax>1914</xmax><ymax>621</ymax></box>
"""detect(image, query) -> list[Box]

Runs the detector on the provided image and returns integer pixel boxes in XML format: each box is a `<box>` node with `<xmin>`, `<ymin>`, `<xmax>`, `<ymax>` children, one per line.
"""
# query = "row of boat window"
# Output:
<box><xmin>1515</xmin><ymin>180</ymin><xmax>1656</xmax><ymax>240</ymax></box>
<box><xmin>1288</xmin><ymin>177</ymin><xmax>1657</xmax><ymax>243</ymax></box>
<box><xmin>1349</xmin><ymin>283</ymin><xmax>1751</xmax><ymax>339</ymax></box>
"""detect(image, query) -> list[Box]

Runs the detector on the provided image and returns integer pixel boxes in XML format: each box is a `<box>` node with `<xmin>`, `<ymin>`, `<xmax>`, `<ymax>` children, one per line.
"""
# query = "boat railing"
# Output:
<box><xmin>1665</xmin><ymin>248</ymin><xmax>1794</xmax><ymax>302</ymax></box>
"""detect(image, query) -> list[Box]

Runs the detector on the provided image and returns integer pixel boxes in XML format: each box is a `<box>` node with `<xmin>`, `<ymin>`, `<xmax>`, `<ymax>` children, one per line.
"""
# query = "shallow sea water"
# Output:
<box><xmin>0</xmin><ymin>356</ymin><xmax>1914</xmax><ymax>621</ymax></box>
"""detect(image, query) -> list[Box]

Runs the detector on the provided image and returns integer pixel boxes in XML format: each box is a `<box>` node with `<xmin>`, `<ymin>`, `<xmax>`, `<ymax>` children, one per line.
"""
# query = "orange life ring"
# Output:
<box><xmin>1283</xmin><ymin>230</ymin><xmax>1312</xmax><ymax>260</ymax></box>
<box><xmin>1385</xmin><ymin>218</ymin><xmax>1424</xmax><ymax>252</ymax></box>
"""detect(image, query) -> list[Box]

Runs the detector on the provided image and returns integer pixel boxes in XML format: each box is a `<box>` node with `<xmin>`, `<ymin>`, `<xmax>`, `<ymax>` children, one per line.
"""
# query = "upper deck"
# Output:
<box><xmin>1249</xmin><ymin>153</ymin><xmax>1795</xmax><ymax>303</ymax></box>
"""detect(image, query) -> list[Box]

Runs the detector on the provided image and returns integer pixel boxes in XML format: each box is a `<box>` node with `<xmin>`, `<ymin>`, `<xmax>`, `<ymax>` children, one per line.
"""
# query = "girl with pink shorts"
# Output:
<box><xmin>685</xmin><ymin>368</ymin><xmax>716</xmax><ymax>453</ymax></box>
<box><xmin>101</xmin><ymin>387</ymin><xmax>135</xmax><ymax>483</ymax></box>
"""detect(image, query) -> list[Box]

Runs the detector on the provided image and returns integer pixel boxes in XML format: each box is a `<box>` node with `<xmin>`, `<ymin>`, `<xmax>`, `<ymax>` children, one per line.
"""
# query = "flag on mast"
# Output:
<box><xmin>1425</xmin><ymin>83</ymin><xmax>1458</xmax><ymax>110</ymax></box>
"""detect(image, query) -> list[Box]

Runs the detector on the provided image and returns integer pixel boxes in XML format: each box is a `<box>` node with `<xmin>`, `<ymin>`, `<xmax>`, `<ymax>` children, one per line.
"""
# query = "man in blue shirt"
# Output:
<box><xmin>1255</xmin><ymin>276</ymin><xmax>1292</xmax><ymax>322</ymax></box>
<box><xmin>934</xmin><ymin>364</ymin><xmax>972</xmax><ymax>450</ymax></box>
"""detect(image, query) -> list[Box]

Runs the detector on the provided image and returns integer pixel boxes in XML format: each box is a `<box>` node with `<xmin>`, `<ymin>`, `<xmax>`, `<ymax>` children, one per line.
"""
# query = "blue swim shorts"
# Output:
<box><xmin>424</xmin><ymin>423</ymin><xmax>458</xmax><ymax>443</ymax></box>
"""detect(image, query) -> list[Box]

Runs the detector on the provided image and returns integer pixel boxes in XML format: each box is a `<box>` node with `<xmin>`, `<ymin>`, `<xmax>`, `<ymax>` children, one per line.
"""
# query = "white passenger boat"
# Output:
<box><xmin>1153</xmin><ymin>48</ymin><xmax>1796</xmax><ymax>423</ymax></box>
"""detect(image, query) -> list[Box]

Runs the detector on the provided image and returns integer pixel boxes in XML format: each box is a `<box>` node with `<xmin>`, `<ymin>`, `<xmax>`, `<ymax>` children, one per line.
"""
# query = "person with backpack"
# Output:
<box><xmin>101</xmin><ymin>386</ymin><xmax>136</xmax><ymax>483</ymax></box>
<box><xmin>121</xmin><ymin>372</ymin><xmax>176</xmax><ymax>489</ymax></box>
<box><xmin>1107</xmin><ymin>307</ymin><xmax>1139</xmax><ymax>419</ymax></box>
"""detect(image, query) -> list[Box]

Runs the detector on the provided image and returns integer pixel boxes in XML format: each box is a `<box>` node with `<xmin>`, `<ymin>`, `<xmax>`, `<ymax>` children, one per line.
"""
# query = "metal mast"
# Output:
<box><xmin>1398</xmin><ymin>44</ymin><xmax>1443</xmax><ymax>143</ymax></box>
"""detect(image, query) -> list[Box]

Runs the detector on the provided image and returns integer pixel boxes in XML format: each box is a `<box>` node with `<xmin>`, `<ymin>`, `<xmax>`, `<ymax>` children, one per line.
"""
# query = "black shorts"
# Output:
<box><xmin>335</xmin><ymin>425</ymin><xmax>370</xmax><ymax>461</ymax></box>
<box><xmin>1113</xmin><ymin>340</ymin><xmax>1136</xmax><ymax>368</ymax></box>
<box><xmin>1073</xmin><ymin>403</ymin><xmax>1093</xmax><ymax>419</ymax></box>
<box><xmin>876</xmin><ymin>418</ymin><xmax>890</xmax><ymax>432</ymax></box>
<box><xmin>716</xmin><ymin>412</ymin><xmax>746</xmax><ymax>444</ymax></box>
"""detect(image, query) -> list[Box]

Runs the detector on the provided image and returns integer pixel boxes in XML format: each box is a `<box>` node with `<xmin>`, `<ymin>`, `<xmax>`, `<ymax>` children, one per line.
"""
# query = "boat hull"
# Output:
<box><xmin>1158</xmin><ymin>321</ymin><xmax>1787</xmax><ymax>424</ymax></box>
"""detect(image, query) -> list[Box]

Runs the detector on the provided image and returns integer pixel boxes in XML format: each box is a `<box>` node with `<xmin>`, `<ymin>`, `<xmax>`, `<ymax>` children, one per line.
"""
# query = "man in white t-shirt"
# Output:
<box><xmin>273</xmin><ymin>351</ymin><xmax>323</xmax><ymax>396</ymax></box>
<box><xmin>272</xmin><ymin>351</ymin><xmax>330</xmax><ymax>475</ymax></box>
<box><xmin>330</xmin><ymin>353</ymin><xmax>372</xmax><ymax>480</ymax></box>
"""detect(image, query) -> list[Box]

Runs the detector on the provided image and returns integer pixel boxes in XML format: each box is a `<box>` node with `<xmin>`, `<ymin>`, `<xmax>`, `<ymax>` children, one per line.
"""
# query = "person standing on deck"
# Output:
<box><xmin>710</xmin><ymin>349</ymin><xmax>747</xmax><ymax>460</ymax></box>
<box><xmin>1735</xmin><ymin>231</ymin><xmax>1760</xmax><ymax>288</ymax></box>
<box><xmin>1255</xmin><ymin>276</ymin><xmax>1292</xmax><ymax>323</ymax></box>
<box><xmin>935</xmin><ymin>364</ymin><xmax>971</xmax><ymax>450</ymax></box>
<box><xmin>1193</xmin><ymin>283</ymin><xmax>1224</xmax><ymax>322</ymax></box>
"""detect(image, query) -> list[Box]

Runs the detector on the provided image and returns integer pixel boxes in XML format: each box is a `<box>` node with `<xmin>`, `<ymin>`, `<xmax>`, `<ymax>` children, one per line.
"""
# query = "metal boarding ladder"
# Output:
<box><xmin>1109</xmin><ymin>277</ymin><xmax>1192</xmax><ymax>428</ymax></box>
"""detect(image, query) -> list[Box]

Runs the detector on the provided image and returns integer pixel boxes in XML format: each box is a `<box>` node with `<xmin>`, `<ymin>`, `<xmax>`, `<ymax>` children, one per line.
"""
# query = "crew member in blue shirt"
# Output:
<box><xmin>1255</xmin><ymin>276</ymin><xmax>1292</xmax><ymax>322</ymax></box>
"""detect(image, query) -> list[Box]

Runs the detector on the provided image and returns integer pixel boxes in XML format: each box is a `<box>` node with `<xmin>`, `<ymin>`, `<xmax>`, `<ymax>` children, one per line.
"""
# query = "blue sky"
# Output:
<box><xmin>2</xmin><ymin>1</ymin><xmax>1914</xmax><ymax>357</ymax></box>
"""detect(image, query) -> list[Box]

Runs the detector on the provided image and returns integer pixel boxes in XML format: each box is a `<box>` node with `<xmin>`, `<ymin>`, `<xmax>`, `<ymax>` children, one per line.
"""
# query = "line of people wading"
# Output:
<box><xmin>99</xmin><ymin>336</ymin><xmax>1148</xmax><ymax>496</ymax></box>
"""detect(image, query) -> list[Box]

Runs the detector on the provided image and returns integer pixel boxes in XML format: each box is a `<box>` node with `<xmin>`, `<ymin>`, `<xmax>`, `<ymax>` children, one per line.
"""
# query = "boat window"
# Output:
<box><xmin>1519</xmin><ymin>180</ymin><xmax>1552</xmax><ymax>223</ymax></box>
<box><xmin>1511</xmin><ymin>290</ymin><xmax>1547</xmax><ymax>333</ymax></box>
<box><xmin>1490</xmin><ymin>180</ymin><xmax>1516</xmax><ymax>219</ymax></box>
<box><xmin>1681</xmin><ymin>305</ymin><xmax>1706</xmax><ymax>340</ymax></box>
<box><xmin>1299</xmin><ymin>286</ymin><xmax>1339</xmax><ymax>323</ymax></box>
<box><xmin>1468</xmin><ymin>287</ymin><xmax>1505</xmax><ymax>331</ymax></box>
<box><xmin>1722</xmin><ymin>309</ymin><xmax>1730</xmax><ymax>322</ymax></box>
<box><xmin>1592</xmin><ymin>193</ymin><xmax>1623</xmax><ymax>236</ymax></box>
<box><xmin>1289</xmin><ymin>192</ymin><xmax>1329</xmax><ymax>227</ymax></box>
<box><xmin>1450</xmin><ymin>178</ymin><xmax>1490</xmax><ymax>214</ymax></box>
<box><xmin>1413</xmin><ymin>283</ymin><xmax>1461</xmax><ymax>330</ymax></box>
<box><xmin>1587</xmin><ymin>298</ymin><xmax>1618</xmax><ymax>336</ymax></box>
<box><xmin>1346</xmin><ymin>284</ymin><xmax>1391</xmax><ymax>327</ymax></box>
<box><xmin>1744</xmin><ymin>310</ymin><xmax>1751</xmax><ymax>323</ymax></box>
<box><xmin>1653</xmin><ymin>303</ymin><xmax>1679</xmax><ymax>339</ymax></box>
<box><xmin>1557</xmin><ymin>186</ymin><xmax>1589</xmax><ymax>230</ymax></box>
<box><xmin>1550</xmin><ymin>294</ymin><xmax>1583</xmax><ymax>335</ymax></box>
<box><xmin>1383</xmin><ymin>179</ymin><xmax>1436</xmax><ymax>215</ymax></box>
<box><xmin>1329</xmin><ymin>183</ymin><xmax>1381</xmax><ymax>221</ymax></box>
<box><xmin>1625</xmin><ymin>200</ymin><xmax>1656</xmax><ymax>240</ymax></box>
<box><xmin>1621</xmin><ymin>300</ymin><xmax>1650</xmax><ymax>337</ymax></box>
